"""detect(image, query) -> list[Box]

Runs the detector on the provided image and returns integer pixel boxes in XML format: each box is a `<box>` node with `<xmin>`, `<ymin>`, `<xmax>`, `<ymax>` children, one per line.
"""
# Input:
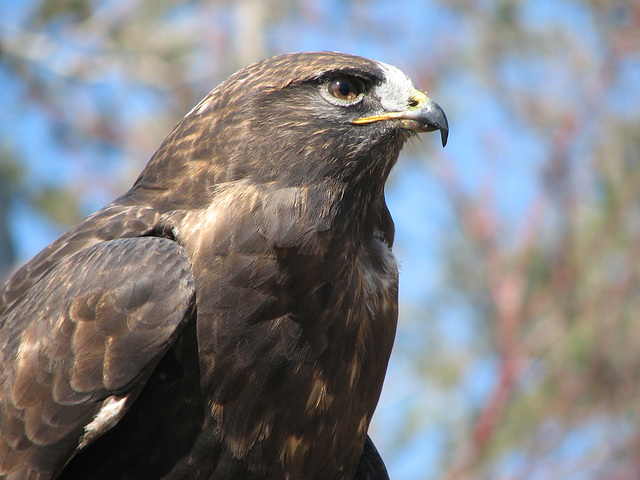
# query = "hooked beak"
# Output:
<box><xmin>352</xmin><ymin>89</ymin><xmax>449</xmax><ymax>147</ymax></box>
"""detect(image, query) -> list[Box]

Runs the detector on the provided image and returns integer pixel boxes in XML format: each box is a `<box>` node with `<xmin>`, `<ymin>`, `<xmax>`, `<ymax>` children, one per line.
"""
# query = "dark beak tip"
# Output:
<box><xmin>423</xmin><ymin>98</ymin><xmax>448</xmax><ymax>148</ymax></box>
<box><xmin>440</xmin><ymin>127</ymin><xmax>448</xmax><ymax>148</ymax></box>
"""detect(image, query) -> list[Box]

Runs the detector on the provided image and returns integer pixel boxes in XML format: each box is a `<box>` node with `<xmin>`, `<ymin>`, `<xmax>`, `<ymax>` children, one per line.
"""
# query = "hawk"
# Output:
<box><xmin>0</xmin><ymin>52</ymin><xmax>448</xmax><ymax>479</ymax></box>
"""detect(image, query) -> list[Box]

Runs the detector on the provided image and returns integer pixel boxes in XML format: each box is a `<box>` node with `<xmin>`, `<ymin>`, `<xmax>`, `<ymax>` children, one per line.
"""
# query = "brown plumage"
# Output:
<box><xmin>0</xmin><ymin>52</ymin><xmax>448</xmax><ymax>479</ymax></box>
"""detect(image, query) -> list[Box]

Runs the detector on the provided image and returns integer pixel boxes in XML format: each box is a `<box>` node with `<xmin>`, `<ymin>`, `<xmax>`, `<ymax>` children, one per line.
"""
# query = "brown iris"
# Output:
<box><xmin>327</xmin><ymin>76</ymin><xmax>362</xmax><ymax>102</ymax></box>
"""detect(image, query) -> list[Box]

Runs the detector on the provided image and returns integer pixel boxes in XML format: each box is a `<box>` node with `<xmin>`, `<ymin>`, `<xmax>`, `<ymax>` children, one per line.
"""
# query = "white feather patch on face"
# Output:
<box><xmin>78</xmin><ymin>395</ymin><xmax>129</xmax><ymax>450</ymax></box>
<box><xmin>375</xmin><ymin>61</ymin><xmax>416</xmax><ymax>113</ymax></box>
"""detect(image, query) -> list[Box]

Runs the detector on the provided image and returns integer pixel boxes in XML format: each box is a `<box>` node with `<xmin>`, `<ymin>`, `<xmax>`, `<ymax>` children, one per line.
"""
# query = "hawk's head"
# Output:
<box><xmin>135</xmin><ymin>52</ymin><xmax>447</xmax><ymax>202</ymax></box>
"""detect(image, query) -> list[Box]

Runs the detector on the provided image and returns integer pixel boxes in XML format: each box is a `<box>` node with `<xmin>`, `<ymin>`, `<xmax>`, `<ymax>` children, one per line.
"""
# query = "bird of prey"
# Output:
<box><xmin>0</xmin><ymin>52</ymin><xmax>448</xmax><ymax>479</ymax></box>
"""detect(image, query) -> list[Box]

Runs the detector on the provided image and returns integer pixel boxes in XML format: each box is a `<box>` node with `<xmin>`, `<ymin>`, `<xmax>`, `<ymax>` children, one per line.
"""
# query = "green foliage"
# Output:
<box><xmin>34</xmin><ymin>0</ymin><xmax>93</xmax><ymax>24</ymax></box>
<box><xmin>31</xmin><ymin>186</ymin><xmax>83</xmax><ymax>226</ymax></box>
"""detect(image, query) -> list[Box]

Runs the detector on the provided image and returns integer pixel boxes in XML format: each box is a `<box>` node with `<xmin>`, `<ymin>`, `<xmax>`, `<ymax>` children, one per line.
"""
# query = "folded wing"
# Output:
<box><xmin>0</xmin><ymin>237</ymin><xmax>195</xmax><ymax>479</ymax></box>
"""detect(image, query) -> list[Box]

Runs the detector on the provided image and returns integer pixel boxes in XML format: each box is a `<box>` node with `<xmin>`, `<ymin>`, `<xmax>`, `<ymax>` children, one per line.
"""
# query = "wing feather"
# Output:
<box><xmin>0</xmin><ymin>236</ymin><xmax>195</xmax><ymax>478</ymax></box>
<box><xmin>353</xmin><ymin>435</ymin><xmax>390</xmax><ymax>480</ymax></box>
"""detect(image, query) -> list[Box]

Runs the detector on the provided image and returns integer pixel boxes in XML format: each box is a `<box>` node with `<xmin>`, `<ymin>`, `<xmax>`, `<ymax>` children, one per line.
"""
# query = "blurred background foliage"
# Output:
<box><xmin>2</xmin><ymin>1</ymin><xmax>640</xmax><ymax>479</ymax></box>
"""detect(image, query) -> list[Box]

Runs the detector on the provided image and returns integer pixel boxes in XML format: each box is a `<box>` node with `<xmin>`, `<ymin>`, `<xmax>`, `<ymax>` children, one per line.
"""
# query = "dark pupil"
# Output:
<box><xmin>329</xmin><ymin>76</ymin><xmax>360</xmax><ymax>101</ymax></box>
<box><xmin>338</xmin><ymin>80</ymin><xmax>351</xmax><ymax>96</ymax></box>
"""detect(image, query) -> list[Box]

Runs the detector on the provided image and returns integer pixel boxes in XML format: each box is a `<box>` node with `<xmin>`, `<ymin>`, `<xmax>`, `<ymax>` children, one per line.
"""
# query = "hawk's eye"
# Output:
<box><xmin>327</xmin><ymin>76</ymin><xmax>363</xmax><ymax>102</ymax></box>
